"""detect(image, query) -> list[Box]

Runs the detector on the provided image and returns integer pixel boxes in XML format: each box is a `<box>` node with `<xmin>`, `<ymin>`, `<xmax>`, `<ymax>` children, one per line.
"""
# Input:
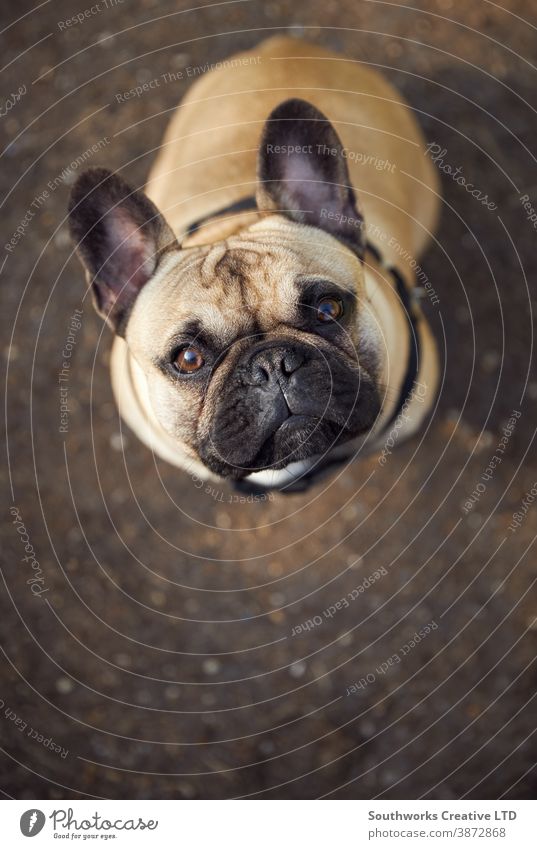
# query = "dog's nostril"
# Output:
<box><xmin>255</xmin><ymin>364</ymin><xmax>270</xmax><ymax>383</ymax></box>
<box><xmin>246</xmin><ymin>347</ymin><xmax>304</xmax><ymax>386</ymax></box>
<box><xmin>281</xmin><ymin>350</ymin><xmax>303</xmax><ymax>376</ymax></box>
<box><xmin>247</xmin><ymin>359</ymin><xmax>271</xmax><ymax>385</ymax></box>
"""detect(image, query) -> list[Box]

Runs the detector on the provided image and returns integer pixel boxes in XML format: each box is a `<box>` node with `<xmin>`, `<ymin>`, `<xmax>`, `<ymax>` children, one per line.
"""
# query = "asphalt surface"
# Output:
<box><xmin>1</xmin><ymin>0</ymin><xmax>536</xmax><ymax>800</ymax></box>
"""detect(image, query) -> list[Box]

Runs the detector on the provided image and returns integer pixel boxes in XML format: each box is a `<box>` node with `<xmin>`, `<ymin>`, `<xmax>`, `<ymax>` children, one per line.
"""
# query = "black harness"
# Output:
<box><xmin>185</xmin><ymin>195</ymin><xmax>260</xmax><ymax>236</ymax></box>
<box><xmin>364</xmin><ymin>241</ymin><xmax>421</xmax><ymax>434</ymax></box>
<box><xmin>185</xmin><ymin>196</ymin><xmax>421</xmax><ymax>489</ymax></box>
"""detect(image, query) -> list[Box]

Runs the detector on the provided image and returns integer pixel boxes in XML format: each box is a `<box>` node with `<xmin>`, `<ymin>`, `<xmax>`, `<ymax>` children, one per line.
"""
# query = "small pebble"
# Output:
<box><xmin>110</xmin><ymin>432</ymin><xmax>127</xmax><ymax>451</ymax></box>
<box><xmin>215</xmin><ymin>510</ymin><xmax>231</xmax><ymax>529</ymax></box>
<box><xmin>289</xmin><ymin>661</ymin><xmax>307</xmax><ymax>678</ymax></box>
<box><xmin>258</xmin><ymin>739</ymin><xmax>275</xmax><ymax>755</ymax></box>
<box><xmin>347</xmin><ymin>554</ymin><xmax>364</xmax><ymax>569</ymax></box>
<box><xmin>269</xmin><ymin>592</ymin><xmax>285</xmax><ymax>607</ymax></box>
<box><xmin>466</xmin><ymin>512</ymin><xmax>482</xmax><ymax>528</ymax></box>
<box><xmin>359</xmin><ymin>720</ymin><xmax>376</xmax><ymax>737</ymax></box>
<box><xmin>150</xmin><ymin>590</ymin><xmax>166</xmax><ymax>607</ymax></box>
<box><xmin>3</xmin><ymin>345</ymin><xmax>19</xmax><ymax>361</ymax></box>
<box><xmin>202</xmin><ymin>658</ymin><xmax>221</xmax><ymax>675</ymax></box>
<box><xmin>178</xmin><ymin>782</ymin><xmax>196</xmax><ymax>798</ymax></box>
<box><xmin>164</xmin><ymin>685</ymin><xmax>181</xmax><ymax>700</ymax></box>
<box><xmin>56</xmin><ymin>676</ymin><xmax>74</xmax><ymax>694</ymax></box>
<box><xmin>481</xmin><ymin>351</ymin><xmax>501</xmax><ymax>372</ymax></box>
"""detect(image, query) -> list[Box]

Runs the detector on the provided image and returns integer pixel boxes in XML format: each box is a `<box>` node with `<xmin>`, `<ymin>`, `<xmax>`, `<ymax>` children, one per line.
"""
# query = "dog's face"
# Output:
<box><xmin>125</xmin><ymin>218</ymin><xmax>381</xmax><ymax>478</ymax></box>
<box><xmin>69</xmin><ymin>99</ymin><xmax>382</xmax><ymax>479</ymax></box>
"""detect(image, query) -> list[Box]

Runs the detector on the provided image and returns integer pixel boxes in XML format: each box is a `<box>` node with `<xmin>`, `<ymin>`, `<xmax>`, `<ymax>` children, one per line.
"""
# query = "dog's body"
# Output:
<box><xmin>70</xmin><ymin>37</ymin><xmax>440</xmax><ymax>491</ymax></box>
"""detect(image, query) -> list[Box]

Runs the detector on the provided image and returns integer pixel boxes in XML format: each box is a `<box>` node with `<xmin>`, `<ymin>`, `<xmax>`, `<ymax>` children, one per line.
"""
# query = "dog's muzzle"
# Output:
<box><xmin>198</xmin><ymin>340</ymin><xmax>380</xmax><ymax>478</ymax></box>
<box><xmin>241</xmin><ymin>342</ymin><xmax>328</xmax><ymax>433</ymax></box>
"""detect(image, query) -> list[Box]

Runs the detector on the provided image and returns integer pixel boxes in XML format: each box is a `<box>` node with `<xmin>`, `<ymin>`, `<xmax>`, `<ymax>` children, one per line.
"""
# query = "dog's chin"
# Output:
<box><xmin>251</xmin><ymin>415</ymin><xmax>345</xmax><ymax>472</ymax></box>
<box><xmin>200</xmin><ymin>414</ymin><xmax>363</xmax><ymax>480</ymax></box>
<box><xmin>197</xmin><ymin>370</ymin><xmax>382</xmax><ymax>480</ymax></box>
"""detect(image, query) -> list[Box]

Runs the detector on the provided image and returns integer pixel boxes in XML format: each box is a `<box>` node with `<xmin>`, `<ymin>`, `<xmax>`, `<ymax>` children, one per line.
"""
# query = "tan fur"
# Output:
<box><xmin>110</xmin><ymin>37</ymin><xmax>440</xmax><ymax>485</ymax></box>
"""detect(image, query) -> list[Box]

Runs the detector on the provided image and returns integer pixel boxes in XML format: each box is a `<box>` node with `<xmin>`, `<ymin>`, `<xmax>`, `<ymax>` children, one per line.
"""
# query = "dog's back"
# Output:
<box><xmin>147</xmin><ymin>37</ymin><xmax>440</xmax><ymax>271</ymax></box>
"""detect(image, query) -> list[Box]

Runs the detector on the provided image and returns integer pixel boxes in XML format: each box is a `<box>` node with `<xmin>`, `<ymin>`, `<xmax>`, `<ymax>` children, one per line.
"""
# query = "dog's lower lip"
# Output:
<box><xmin>278</xmin><ymin>414</ymin><xmax>314</xmax><ymax>431</ymax></box>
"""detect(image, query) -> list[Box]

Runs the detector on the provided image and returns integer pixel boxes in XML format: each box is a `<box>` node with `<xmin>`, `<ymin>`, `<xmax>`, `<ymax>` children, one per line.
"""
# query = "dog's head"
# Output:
<box><xmin>68</xmin><ymin>99</ymin><xmax>383</xmax><ymax>479</ymax></box>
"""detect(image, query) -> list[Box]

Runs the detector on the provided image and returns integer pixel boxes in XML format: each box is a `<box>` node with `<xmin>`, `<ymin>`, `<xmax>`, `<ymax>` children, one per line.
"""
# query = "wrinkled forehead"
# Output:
<box><xmin>127</xmin><ymin>223</ymin><xmax>362</xmax><ymax>354</ymax></box>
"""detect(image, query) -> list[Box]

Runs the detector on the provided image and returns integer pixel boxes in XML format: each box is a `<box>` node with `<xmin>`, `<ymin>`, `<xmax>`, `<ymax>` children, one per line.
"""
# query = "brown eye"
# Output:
<box><xmin>174</xmin><ymin>346</ymin><xmax>205</xmax><ymax>374</ymax></box>
<box><xmin>317</xmin><ymin>296</ymin><xmax>343</xmax><ymax>322</ymax></box>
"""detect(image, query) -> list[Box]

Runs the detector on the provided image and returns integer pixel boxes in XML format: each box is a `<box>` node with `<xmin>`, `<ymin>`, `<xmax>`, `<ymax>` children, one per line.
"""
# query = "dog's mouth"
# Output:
<box><xmin>196</xmin><ymin>341</ymin><xmax>381</xmax><ymax>479</ymax></box>
<box><xmin>247</xmin><ymin>411</ymin><xmax>357</xmax><ymax>474</ymax></box>
<box><xmin>198</xmin><ymin>384</ymin><xmax>380</xmax><ymax>480</ymax></box>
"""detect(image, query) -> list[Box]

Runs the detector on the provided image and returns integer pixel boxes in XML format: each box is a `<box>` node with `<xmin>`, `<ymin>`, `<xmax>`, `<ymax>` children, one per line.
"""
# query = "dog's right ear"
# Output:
<box><xmin>68</xmin><ymin>168</ymin><xmax>178</xmax><ymax>335</ymax></box>
<box><xmin>256</xmin><ymin>99</ymin><xmax>366</xmax><ymax>259</ymax></box>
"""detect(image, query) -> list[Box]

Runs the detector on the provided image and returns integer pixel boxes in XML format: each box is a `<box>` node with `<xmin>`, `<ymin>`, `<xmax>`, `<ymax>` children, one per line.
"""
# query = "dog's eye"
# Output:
<box><xmin>316</xmin><ymin>296</ymin><xmax>344</xmax><ymax>322</ymax></box>
<box><xmin>174</xmin><ymin>346</ymin><xmax>205</xmax><ymax>374</ymax></box>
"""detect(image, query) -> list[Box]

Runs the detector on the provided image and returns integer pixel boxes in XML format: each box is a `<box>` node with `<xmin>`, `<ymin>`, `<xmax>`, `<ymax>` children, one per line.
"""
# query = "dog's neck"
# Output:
<box><xmin>181</xmin><ymin>194</ymin><xmax>412</xmax><ymax>287</ymax></box>
<box><xmin>182</xmin><ymin>196</ymin><xmax>262</xmax><ymax>247</ymax></box>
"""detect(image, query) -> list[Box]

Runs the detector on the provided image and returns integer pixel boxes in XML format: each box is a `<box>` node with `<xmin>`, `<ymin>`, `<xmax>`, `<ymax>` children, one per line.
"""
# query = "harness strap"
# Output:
<box><xmin>367</xmin><ymin>243</ymin><xmax>421</xmax><ymax>434</ymax></box>
<box><xmin>185</xmin><ymin>195</ymin><xmax>259</xmax><ymax>237</ymax></box>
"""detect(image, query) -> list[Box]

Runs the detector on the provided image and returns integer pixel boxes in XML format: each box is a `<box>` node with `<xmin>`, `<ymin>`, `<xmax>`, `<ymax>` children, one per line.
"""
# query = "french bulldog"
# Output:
<box><xmin>68</xmin><ymin>36</ymin><xmax>440</xmax><ymax>492</ymax></box>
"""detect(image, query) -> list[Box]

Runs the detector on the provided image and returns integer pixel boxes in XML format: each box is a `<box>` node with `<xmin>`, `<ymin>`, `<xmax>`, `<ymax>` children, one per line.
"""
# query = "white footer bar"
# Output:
<box><xmin>3</xmin><ymin>799</ymin><xmax>534</xmax><ymax>848</ymax></box>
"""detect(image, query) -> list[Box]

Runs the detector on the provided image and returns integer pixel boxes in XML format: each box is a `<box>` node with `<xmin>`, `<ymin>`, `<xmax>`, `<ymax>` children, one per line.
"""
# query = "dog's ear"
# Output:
<box><xmin>68</xmin><ymin>168</ymin><xmax>178</xmax><ymax>334</ymax></box>
<box><xmin>256</xmin><ymin>98</ymin><xmax>365</xmax><ymax>258</ymax></box>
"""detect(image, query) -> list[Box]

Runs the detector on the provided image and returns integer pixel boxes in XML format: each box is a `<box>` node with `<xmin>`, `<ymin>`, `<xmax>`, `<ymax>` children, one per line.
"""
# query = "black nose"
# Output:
<box><xmin>246</xmin><ymin>346</ymin><xmax>305</xmax><ymax>387</ymax></box>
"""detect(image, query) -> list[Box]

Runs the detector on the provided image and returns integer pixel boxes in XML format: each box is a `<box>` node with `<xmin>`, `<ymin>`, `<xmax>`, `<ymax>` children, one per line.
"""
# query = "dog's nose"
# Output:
<box><xmin>247</xmin><ymin>346</ymin><xmax>305</xmax><ymax>387</ymax></box>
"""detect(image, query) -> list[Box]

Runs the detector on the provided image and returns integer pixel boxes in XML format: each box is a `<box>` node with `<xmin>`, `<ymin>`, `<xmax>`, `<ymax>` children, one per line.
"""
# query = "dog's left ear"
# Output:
<box><xmin>256</xmin><ymin>98</ymin><xmax>365</xmax><ymax>258</ymax></box>
<box><xmin>68</xmin><ymin>168</ymin><xmax>179</xmax><ymax>334</ymax></box>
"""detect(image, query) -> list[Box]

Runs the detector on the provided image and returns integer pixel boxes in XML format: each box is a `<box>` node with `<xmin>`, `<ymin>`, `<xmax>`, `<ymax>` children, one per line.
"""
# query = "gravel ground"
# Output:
<box><xmin>1</xmin><ymin>0</ymin><xmax>536</xmax><ymax>800</ymax></box>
